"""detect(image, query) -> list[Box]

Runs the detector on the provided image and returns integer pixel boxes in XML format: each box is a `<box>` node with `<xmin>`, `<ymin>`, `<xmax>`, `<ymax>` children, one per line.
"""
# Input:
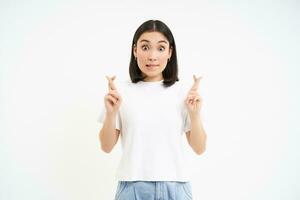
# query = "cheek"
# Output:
<box><xmin>137</xmin><ymin>53</ymin><xmax>147</xmax><ymax>62</ymax></box>
<box><xmin>159</xmin><ymin>57</ymin><xmax>169</xmax><ymax>64</ymax></box>
<box><xmin>161</xmin><ymin>53</ymin><xmax>170</xmax><ymax>60</ymax></box>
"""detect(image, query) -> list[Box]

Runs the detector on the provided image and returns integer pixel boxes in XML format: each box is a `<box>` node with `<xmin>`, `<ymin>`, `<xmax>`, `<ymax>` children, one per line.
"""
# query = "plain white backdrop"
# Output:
<box><xmin>1</xmin><ymin>0</ymin><xmax>299</xmax><ymax>199</ymax></box>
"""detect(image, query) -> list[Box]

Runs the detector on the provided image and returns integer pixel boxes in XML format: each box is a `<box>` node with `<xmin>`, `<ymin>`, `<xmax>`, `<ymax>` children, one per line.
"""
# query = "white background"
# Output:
<box><xmin>1</xmin><ymin>0</ymin><xmax>299</xmax><ymax>199</ymax></box>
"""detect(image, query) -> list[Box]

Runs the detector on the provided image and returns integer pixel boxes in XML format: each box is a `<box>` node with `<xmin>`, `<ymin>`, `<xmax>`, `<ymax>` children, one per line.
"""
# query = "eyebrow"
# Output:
<box><xmin>139</xmin><ymin>39</ymin><xmax>168</xmax><ymax>44</ymax></box>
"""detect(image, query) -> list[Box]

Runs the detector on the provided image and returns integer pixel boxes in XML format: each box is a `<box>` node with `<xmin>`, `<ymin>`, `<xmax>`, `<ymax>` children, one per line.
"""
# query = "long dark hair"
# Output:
<box><xmin>129</xmin><ymin>20</ymin><xmax>179</xmax><ymax>87</ymax></box>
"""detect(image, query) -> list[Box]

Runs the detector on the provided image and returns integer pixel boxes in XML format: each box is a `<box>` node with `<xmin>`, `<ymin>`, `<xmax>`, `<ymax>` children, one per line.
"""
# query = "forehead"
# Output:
<box><xmin>137</xmin><ymin>31</ymin><xmax>169</xmax><ymax>44</ymax></box>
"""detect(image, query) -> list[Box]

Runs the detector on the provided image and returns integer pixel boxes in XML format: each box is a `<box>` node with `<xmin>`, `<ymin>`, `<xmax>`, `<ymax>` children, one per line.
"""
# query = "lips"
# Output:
<box><xmin>146</xmin><ymin>64</ymin><xmax>159</xmax><ymax>67</ymax></box>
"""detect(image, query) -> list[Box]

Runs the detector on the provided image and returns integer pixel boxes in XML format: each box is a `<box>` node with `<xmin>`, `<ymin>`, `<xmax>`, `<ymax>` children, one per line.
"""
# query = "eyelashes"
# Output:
<box><xmin>141</xmin><ymin>45</ymin><xmax>148</xmax><ymax>51</ymax></box>
<box><xmin>141</xmin><ymin>45</ymin><xmax>166</xmax><ymax>52</ymax></box>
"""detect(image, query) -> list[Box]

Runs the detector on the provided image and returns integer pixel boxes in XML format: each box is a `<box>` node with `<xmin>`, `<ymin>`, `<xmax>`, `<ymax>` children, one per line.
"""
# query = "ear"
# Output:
<box><xmin>133</xmin><ymin>44</ymin><xmax>137</xmax><ymax>58</ymax></box>
<box><xmin>168</xmin><ymin>46</ymin><xmax>173</xmax><ymax>59</ymax></box>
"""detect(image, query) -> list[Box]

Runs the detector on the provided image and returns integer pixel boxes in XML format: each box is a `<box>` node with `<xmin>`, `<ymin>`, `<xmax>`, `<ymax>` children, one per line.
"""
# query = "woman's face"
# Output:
<box><xmin>133</xmin><ymin>31</ymin><xmax>172</xmax><ymax>82</ymax></box>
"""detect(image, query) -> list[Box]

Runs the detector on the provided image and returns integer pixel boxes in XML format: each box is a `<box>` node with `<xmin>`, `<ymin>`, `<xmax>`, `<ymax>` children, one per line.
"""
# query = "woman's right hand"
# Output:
<box><xmin>104</xmin><ymin>75</ymin><xmax>122</xmax><ymax>115</ymax></box>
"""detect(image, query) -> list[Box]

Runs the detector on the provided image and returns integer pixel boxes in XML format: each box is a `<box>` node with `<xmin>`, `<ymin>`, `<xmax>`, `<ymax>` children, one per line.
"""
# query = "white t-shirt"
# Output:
<box><xmin>98</xmin><ymin>78</ymin><xmax>196</xmax><ymax>181</ymax></box>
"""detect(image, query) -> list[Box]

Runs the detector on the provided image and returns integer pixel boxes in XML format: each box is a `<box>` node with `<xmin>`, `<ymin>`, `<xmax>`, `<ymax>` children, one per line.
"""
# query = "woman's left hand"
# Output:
<box><xmin>185</xmin><ymin>75</ymin><xmax>203</xmax><ymax>117</ymax></box>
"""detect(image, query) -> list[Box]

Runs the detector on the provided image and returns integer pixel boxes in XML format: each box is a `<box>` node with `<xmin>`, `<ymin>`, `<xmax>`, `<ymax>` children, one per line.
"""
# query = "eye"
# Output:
<box><xmin>159</xmin><ymin>46</ymin><xmax>165</xmax><ymax>52</ymax></box>
<box><xmin>141</xmin><ymin>45</ymin><xmax>149</xmax><ymax>51</ymax></box>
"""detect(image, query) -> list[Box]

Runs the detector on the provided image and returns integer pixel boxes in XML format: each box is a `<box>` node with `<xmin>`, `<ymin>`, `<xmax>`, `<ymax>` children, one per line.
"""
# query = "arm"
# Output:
<box><xmin>99</xmin><ymin>113</ymin><xmax>120</xmax><ymax>153</ymax></box>
<box><xmin>184</xmin><ymin>74</ymin><xmax>207</xmax><ymax>155</ymax></box>
<box><xmin>186</xmin><ymin>114</ymin><xmax>207</xmax><ymax>155</ymax></box>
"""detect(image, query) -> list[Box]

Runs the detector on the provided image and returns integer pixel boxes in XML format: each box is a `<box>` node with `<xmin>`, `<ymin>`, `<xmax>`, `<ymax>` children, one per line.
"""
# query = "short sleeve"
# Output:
<box><xmin>97</xmin><ymin>107</ymin><xmax>122</xmax><ymax>130</ymax></box>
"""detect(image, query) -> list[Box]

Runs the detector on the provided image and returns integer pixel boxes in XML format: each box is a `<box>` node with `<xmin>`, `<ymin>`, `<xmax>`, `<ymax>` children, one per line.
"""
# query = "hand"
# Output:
<box><xmin>185</xmin><ymin>74</ymin><xmax>203</xmax><ymax>117</ymax></box>
<box><xmin>104</xmin><ymin>75</ymin><xmax>122</xmax><ymax>115</ymax></box>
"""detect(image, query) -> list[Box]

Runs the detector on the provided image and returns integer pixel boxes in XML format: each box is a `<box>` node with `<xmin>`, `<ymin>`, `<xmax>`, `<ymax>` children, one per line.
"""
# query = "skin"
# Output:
<box><xmin>185</xmin><ymin>75</ymin><xmax>207</xmax><ymax>154</ymax></box>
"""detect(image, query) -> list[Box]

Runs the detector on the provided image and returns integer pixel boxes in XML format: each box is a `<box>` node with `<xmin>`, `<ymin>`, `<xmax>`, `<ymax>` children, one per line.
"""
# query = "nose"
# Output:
<box><xmin>148</xmin><ymin>50</ymin><xmax>158</xmax><ymax>61</ymax></box>
<box><xmin>148</xmin><ymin>57</ymin><xmax>157</xmax><ymax>62</ymax></box>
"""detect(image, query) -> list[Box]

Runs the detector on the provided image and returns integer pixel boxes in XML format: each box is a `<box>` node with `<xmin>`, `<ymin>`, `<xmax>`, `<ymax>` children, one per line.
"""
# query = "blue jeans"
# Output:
<box><xmin>114</xmin><ymin>181</ymin><xmax>193</xmax><ymax>200</ymax></box>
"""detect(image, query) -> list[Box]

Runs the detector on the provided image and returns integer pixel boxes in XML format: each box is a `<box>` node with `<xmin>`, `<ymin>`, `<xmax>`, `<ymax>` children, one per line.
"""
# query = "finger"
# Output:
<box><xmin>191</xmin><ymin>74</ymin><xmax>201</xmax><ymax>90</ymax></box>
<box><xmin>186</xmin><ymin>95</ymin><xmax>201</xmax><ymax>104</ymax></box>
<box><xmin>106</xmin><ymin>75</ymin><xmax>112</xmax><ymax>90</ymax></box>
<box><xmin>193</xmin><ymin>97</ymin><xmax>201</xmax><ymax>102</ymax></box>
<box><xmin>187</xmin><ymin>91</ymin><xmax>199</xmax><ymax>95</ymax></box>
<box><xmin>106</xmin><ymin>75</ymin><xmax>117</xmax><ymax>90</ymax></box>
<box><xmin>105</xmin><ymin>95</ymin><xmax>118</xmax><ymax>105</ymax></box>
<box><xmin>187</xmin><ymin>94</ymin><xmax>198</xmax><ymax>100</ymax></box>
<box><xmin>106</xmin><ymin>75</ymin><xmax>116</xmax><ymax>90</ymax></box>
<box><xmin>108</xmin><ymin>90</ymin><xmax>120</xmax><ymax>99</ymax></box>
<box><xmin>190</xmin><ymin>74</ymin><xmax>202</xmax><ymax>91</ymax></box>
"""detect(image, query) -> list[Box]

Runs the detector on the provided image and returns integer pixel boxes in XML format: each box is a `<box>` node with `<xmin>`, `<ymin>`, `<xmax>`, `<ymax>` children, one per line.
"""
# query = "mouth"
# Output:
<box><xmin>146</xmin><ymin>64</ymin><xmax>159</xmax><ymax>68</ymax></box>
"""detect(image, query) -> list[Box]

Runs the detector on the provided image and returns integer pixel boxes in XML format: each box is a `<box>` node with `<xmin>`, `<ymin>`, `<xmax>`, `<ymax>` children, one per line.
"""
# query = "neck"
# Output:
<box><xmin>143</xmin><ymin>75</ymin><xmax>163</xmax><ymax>82</ymax></box>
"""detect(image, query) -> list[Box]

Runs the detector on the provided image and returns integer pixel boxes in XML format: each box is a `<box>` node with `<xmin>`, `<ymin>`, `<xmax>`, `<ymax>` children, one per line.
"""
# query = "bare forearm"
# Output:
<box><xmin>189</xmin><ymin>115</ymin><xmax>207</xmax><ymax>154</ymax></box>
<box><xmin>99</xmin><ymin>113</ymin><xmax>117</xmax><ymax>153</ymax></box>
